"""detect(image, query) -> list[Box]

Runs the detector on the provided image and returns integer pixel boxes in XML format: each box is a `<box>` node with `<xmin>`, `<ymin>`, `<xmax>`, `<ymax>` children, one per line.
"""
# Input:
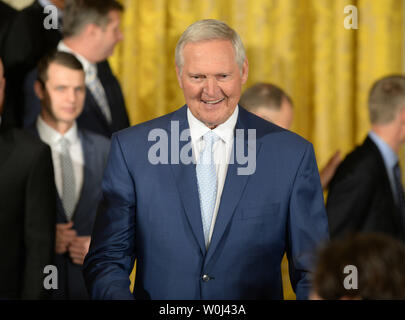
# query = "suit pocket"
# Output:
<box><xmin>240</xmin><ymin>202</ymin><xmax>280</xmax><ymax>220</ymax></box>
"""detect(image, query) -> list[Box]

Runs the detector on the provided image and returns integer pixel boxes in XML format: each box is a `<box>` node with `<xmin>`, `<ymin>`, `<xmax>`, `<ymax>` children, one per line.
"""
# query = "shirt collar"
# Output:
<box><xmin>57</xmin><ymin>41</ymin><xmax>96</xmax><ymax>82</ymax></box>
<box><xmin>369</xmin><ymin>130</ymin><xmax>398</xmax><ymax>168</ymax></box>
<box><xmin>188</xmin><ymin>105</ymin><xmax>239</xmax><ymax>145</ymax></box>
<box><xmin>37</xmin><ymin>116</ymin><xmax>79</xmax><ymax>147</ymax></box>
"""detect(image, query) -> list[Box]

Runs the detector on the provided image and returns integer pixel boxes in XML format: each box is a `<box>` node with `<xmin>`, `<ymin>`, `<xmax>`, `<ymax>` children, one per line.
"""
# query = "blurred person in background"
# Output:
<box><xmin>327</xmin><ymin>75</ymin><xmax>405</xmax><ymax>242</ymax></box>
<box><xmin>311</xmin><ymin>233</ymin><xmax>405</xmax><ymax>300</ymax></box>
<box><xmin>0</xmin><ymin>56</ymin><xmax>56</xmax><ymax>300</ymax></box>
<box><xmin>2</xmin><ymin>0</ymin><xmax>64</xmax><ymax>127</ymax></box>
<box><xmin>21</xmin><ymin>0</ymin><xmax>129</xmax><ymax>138</ymax></box>
<box><xmin>30</xmin><ymin>51</ymin><xmax>109</xmax><ymax>299</ymax></box>
<box><xmin>240</xmin><ymin>82</ymin><xmax>342</xmax><ymax>189</ymax></box>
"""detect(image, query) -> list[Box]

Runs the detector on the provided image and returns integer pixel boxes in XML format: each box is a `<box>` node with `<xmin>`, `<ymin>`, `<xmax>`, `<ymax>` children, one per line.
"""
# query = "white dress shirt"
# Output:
<box><xmin>187</xmin><ymin>105</ymin><xmax>239</xmax><ymax>246</ymax></box>
<box><xmin>37</xmin><ymin>116</ymin><xmax>84</xmax><ymax>202</ymax></box>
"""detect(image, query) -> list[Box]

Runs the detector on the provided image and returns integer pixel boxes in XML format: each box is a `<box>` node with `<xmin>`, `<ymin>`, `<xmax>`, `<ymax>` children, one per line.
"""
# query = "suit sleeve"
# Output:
<box><xmin>22</xmin><ymin>144</ymin><xmax>56</xmax><ymax>299</ymax></box>
<box><xmin>326</xmin><ymin>161</ymin><xmax>374</xmax><ymax>239</ymax></box>
<box><xmin>286</xmin><ymin>143</ymin><xmax>329</xmax><ymax>300</ymax></box>
<box><xmin>83</xmin><ymin>134</ymin><xmax>136</xmax><ymax>300</ymax></box>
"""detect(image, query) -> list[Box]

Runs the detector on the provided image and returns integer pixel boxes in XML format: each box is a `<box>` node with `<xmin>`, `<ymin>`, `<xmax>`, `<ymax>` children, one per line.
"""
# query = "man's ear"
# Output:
<box><xmin>175</xmin><ymin>65</ymin><xmax>183</xmax><ymax>89</ymax></box>
<box><xmin>34</xmin><ymin>81</ymin><xmax>44</xmax><ymax>100</ymax></box>
<box><xmin>241</xmin><ymin>58</ymin><xmax>249</xmax><ymax>85</ymax></box>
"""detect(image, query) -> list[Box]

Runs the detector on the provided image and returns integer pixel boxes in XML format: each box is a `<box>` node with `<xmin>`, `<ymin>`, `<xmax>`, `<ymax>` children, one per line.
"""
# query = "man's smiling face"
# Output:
<box><xmin>176</xmin><ymin>39</ymin><xmax>248</xmax><ymax>129</ymax></box>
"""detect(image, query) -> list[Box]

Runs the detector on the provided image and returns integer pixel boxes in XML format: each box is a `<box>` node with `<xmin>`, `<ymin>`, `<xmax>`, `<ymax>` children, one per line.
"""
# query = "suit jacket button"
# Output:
<box><xmin>202</xmin><ymin>274</ymin><xmax>211</xmax><ymax>282</ymax></box>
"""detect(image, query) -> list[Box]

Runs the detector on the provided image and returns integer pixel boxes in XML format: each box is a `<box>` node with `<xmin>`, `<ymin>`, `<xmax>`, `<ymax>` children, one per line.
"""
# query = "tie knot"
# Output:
<box><xmin>203</xmin><ymin>130</ymin><xmax>219</xmax><ymax>145</ymax></box>
<box><xmin>59</xmin><ymin>137</ymin><xmax>71</xmax><ymax>150</ymax></box>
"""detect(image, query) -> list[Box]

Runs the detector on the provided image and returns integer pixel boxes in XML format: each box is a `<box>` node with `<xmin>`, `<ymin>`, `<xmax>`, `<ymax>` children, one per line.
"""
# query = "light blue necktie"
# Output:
<box><xmin>196</xmin><ymin>131</ymin><xmax>219</xmax><ymax>247</ymax></box>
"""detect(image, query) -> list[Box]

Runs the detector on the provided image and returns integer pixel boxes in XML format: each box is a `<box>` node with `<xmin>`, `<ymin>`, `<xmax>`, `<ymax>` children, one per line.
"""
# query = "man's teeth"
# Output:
<box><xmin>203</xmin><ymin>98</ymin><xmax>224</xmax><ymax>104</ymax></box>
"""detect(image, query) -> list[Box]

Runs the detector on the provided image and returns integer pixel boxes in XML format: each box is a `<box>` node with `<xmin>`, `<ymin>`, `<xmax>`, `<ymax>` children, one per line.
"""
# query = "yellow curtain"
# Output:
<box><xmin>109</xmin><ymin>0</ymin><xmax>403</xmax><ymax>300</ymax></box>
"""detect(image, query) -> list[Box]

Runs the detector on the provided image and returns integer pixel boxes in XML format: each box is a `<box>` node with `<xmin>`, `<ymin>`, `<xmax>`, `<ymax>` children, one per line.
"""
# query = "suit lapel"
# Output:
<box><xmin>72</xmin><ymin>130</ymin><xmax>94</xmax><ymax>225</ymax></box>
<box><xmin>169</xmin><ymin>106</ymin><xmax>207</xmax><ymax>255</ymax></box>
<box><xmin>366</xmin><ymin>137</ymin><xmax>404</xmax><ymax>230</ymax></box>
<box><xmin>206</xmin><ymin>110</ymin><xmax>262</xmax><ymax>262</ymax></box>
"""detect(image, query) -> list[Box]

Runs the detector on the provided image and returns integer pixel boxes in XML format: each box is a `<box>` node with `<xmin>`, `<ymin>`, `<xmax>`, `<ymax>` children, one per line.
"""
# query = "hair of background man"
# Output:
<box><xmin>239</xmin><ymin>82</ymin><xmax>293</xmax><ymax>112</ymax></box>
<box><xmin>62</xmin><ymin>0</ymin><xmax>124</xmax><ymax>38</ymax></box>
<box><xmin>368</xmin><ymin>74</ymin><xmax>405</xmax><ymax>125</ymax></box>
<box><xmin>175</xmin><ymin>19</ymin><xmax>246</xmax><ymax>74</ymax></box>
<box><xmin>37</xmin><ymin>50</ymin><xmax>84</xmax><ymax>87</ymax></box>
<box><xmin>312</xmin><ymin>233</ymin><xmax>405</xmax><ymax>300</ymax></box>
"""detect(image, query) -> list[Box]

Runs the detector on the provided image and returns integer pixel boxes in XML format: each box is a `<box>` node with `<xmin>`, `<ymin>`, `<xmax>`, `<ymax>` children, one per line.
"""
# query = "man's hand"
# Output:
<box><xmin>55</xmin><ymin>221</ymin><xmax>77</xmax><ymax>254</ymax></box>
<box><xmin>320</xmin><ymin>150</ymin><xmax>342</xmax><ymax>189</ymax></box>
<box><xmin>68</xmin><ymin>236</ymin><xmax>91</xmax><ymax>265</ymax></box>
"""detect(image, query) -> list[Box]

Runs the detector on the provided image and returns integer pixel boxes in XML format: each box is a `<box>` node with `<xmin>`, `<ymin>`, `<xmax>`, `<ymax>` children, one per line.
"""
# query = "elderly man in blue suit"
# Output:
<box><xmin>31</xmin><ymin>51</ymin><xmax>110</xmax><ymax>299</ymax></box>
<box><xmin>83</xmin><ymin>19</ymin><xmax>329</xmax><ymax>300</ymax></box>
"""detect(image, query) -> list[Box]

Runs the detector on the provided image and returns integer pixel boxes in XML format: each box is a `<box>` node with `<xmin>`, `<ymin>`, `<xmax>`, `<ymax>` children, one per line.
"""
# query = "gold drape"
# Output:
<box><xmin>111</xmin><ymin>1</ymin><xmax>403</xmax><ymax>299</ymax></box>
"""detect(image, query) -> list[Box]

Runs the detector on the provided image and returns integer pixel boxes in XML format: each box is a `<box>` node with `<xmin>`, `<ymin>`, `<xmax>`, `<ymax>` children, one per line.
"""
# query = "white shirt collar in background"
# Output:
<box><xmin>57</xmin><ymin>41</ymin><xmax>96</xmax><ymax>85</ymax></box>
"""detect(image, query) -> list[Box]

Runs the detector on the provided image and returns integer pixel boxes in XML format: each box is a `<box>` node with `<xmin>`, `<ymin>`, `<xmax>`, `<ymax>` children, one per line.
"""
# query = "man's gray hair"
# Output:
<box><xmin>175</xmin><ymin>19</ymin><xmax>246</xmax><ymax>74</ymax></box>
<box><xmin>368</xmin><ymin>75</ymin><xmax>405</xmax><ymax>125</ymax></box>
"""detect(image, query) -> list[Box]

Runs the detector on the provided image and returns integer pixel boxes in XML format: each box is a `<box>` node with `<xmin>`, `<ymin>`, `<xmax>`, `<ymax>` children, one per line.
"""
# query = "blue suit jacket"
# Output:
<box><xmin>30</xmin><ymin>126</ymin><xmax>110</xmax><ymax>299</ymax></box>
<box><xmin>83</xmin><ymin>105</ymin><xmax>329</xmax><ymax>300</ymax></box>
<box><xmin>22</xmin><ymin>61</ymin><xmax>129</xmax><ymax>138</ymax></box>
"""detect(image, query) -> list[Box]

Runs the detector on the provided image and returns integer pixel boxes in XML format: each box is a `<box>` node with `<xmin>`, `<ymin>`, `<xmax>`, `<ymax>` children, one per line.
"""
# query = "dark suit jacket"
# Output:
<box><xmin>0</xmin><ymin>1</ymin><xmax>17</xmax><ymax>57</ymax></box>
<box><xmin>2</xmin><ymin>1</ymin><xmax>62</xmax><ymax>128</ymax></box>
<box><xmin>23</xmin><ymin>61</ymin><xmax>129</xmax><ymax>138</ymax></box>
<box><xmin>0</xmin><ymin>124</ymin><xmax>56</xmax><ymax>299</ymax></box>
<box><xmin>2</xmin><ymin>0</ymin><xmax>61</xmax><ymax>77</ymax></box>
<box><xmin>30</xmin><ymin>126</ymin><xmax>110</xmax><ymax>299</ymax></box>
<box><xmin>326</xmin><ymin>136</ymin><xmax>405</xmax><ymax>241</ymax></box>
<box><xmin>83</xmin><ymin>105</ymin><xmax>329</xmax><ymax>300</ymax></box>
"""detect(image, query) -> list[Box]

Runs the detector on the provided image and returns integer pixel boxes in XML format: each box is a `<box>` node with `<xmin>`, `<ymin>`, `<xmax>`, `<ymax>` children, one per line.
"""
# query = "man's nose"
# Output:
<box><xmin>203</xmin><ymin>77</ymin><xmax>219</xmax><ymax>97</ymax></box>
<box><xmin>67</xmin><ymin>89</ymin><xmax>76</xmax><ymax>102</ymax></box>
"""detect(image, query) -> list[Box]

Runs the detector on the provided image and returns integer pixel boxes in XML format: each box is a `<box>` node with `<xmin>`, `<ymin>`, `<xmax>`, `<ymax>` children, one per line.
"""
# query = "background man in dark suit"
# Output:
<box><xmin>2</xmin><ymin>0</ymin><xmax>64</xmax><ymax>127</ymax></box>
<box><xmin>32</xmin><ymin>51</ymin><xmax>110</xmax><ymax>299</ymax></box>
<box><xmin>311</xmin><ymin>233</ymin><xmax>405</xmax><ymax>299</ymax></box>
<box><xmin>22</xmin><ymin>0</ymin><xmax>129</xmax><ymax>138</ymax></box>
<box><xmin>327</xmin><ymin>75</ymin><xmax>405</xmax><ymax>242</ymax></box>
<box><xmin>84</xmin><ymin>19</ymin><xmax>329</xmax><ymax>300</ymax></box>
<box><xmin>0</xmin><ymin>57</ymin><xmax>57</xmax><ymax>300</ymax></box>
